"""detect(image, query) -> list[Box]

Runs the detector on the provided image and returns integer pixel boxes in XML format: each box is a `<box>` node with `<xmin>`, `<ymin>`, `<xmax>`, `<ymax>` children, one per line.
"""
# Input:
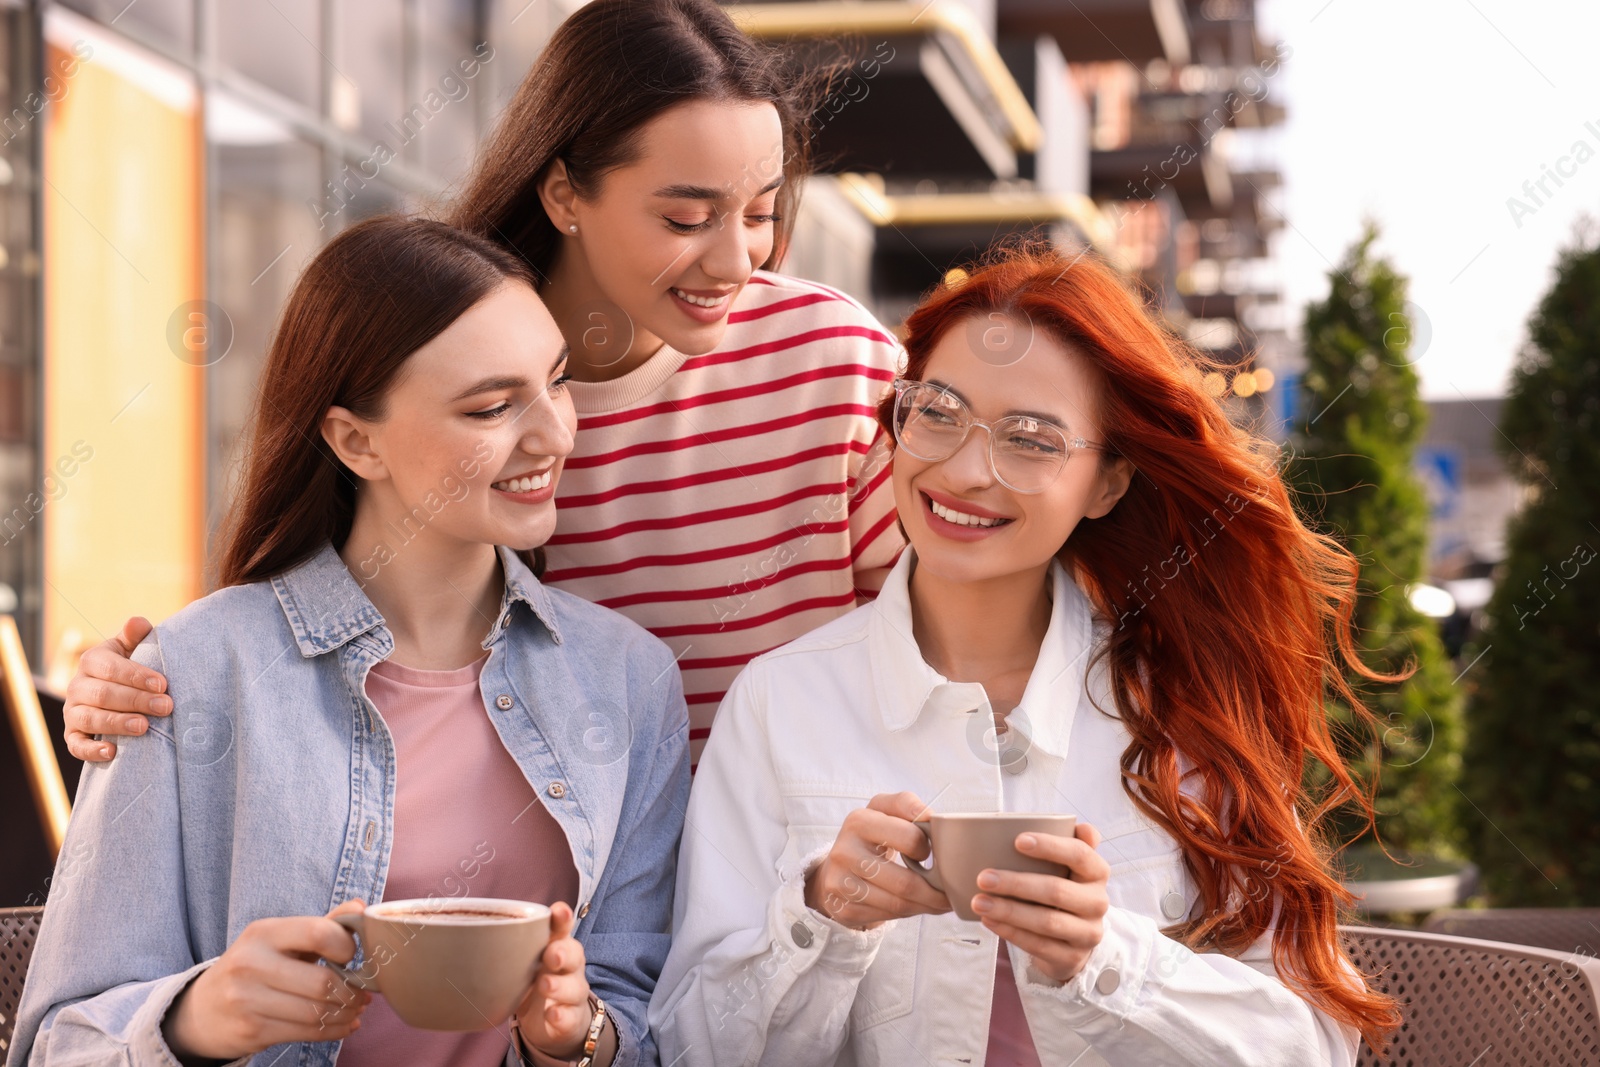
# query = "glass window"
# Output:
<box><xmin>206</xmin><ymin>91</ymin><xmax>325</xmax><ymax>529</ymax></box>
<box><xmin>417</xmin><ymin>0</ymin><xmax>486</xmax><ymax>181</ymax></box>
<box><xmin>218</xmin><ymin>0</ymin><xmax>322</xmax><ymax>111</ymax></box>
<box><xmin>58</xmin><ymin>0</ymin><xmax>193</xmax><ymax>55</ymax></box>
<box><xmin>335</xmin><ymin>0</ymin><xmax>405</xmax><ymax>146</ymax></box>
<box><xmin>2</xmin><ymin>6</ymin><xmax>45</xmax><ymax>660</ymax></box>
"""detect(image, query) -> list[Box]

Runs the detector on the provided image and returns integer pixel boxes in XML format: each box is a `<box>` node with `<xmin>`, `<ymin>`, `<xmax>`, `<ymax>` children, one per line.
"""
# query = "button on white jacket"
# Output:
<box><xmin>649</xmin><ymin>550</ymin><xmax>1360</xmax><ymax>1066</ymax></box>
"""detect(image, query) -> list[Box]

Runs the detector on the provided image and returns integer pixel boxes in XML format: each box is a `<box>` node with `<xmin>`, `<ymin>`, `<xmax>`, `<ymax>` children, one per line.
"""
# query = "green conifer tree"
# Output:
<box><xmin>1289</xmin><ymin>225</ymin><xmax>1463</xmax><ymax>854</ymax></box>
<box><xmin>1463</xmin><ymin>235</ymin><xmax>1600</xmax><ymax>905</ymax></box>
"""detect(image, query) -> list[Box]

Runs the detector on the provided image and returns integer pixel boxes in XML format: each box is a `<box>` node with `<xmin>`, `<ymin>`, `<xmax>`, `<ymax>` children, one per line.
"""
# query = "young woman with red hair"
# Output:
<box><xmin>651</xmin><ymin>246</ymin><xmax>1399</xmax><ymax>1065</ymax></box>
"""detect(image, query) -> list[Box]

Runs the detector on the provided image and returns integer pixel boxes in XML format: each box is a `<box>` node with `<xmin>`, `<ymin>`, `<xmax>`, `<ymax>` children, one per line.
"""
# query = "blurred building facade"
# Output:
<box><xmin>0</xmin><ymin>0</ymin><xmax>1288</xmax><ymax>671</ymax></box>
<box><xmin>0</xmin><ymin>0</ymin><xmax>587</xmax><ymax>671</ymax></box>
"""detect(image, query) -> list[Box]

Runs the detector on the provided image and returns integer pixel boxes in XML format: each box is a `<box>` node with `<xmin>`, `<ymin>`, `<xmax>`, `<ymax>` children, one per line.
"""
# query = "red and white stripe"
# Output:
<box><xmin>545</xmin><ymin>271</ymin><xmax>906</xmax><ymax>764</ymax></box>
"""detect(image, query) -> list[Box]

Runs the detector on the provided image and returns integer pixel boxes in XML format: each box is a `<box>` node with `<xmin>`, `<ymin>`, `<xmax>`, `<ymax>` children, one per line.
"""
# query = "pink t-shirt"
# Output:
<box><xmin>336</xmin><ymin>654</ymin><xmax>580</xmax><ymax>1067</ymax></box>
<box><xmin>987</xmin><ymin>945</ymin><xmax>1042</xmax><ymax>1067</ymax></box>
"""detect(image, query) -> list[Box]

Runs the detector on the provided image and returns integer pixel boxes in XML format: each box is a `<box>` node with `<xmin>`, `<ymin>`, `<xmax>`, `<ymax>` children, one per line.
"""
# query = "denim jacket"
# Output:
<box><xmin>10</xmin><ymin>543</ymin><xmax>689</xmax><ymax>1067</ymax></box>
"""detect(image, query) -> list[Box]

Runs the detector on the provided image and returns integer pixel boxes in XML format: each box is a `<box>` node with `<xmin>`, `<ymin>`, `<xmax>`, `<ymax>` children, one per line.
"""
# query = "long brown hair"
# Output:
<box><xmin>880</xmin><ymin>247</ymin><xmax>1401</xmax><ymax>1050</ymax></box>
<box><xmin>216</xmin><ymin>215</ymin><xmax>537</xmax><ymax>588</ymax></box>
<box><xmin>447</xmin><ymin>0</ymin><xmax>821</xmax><ymax>277</ymax></box>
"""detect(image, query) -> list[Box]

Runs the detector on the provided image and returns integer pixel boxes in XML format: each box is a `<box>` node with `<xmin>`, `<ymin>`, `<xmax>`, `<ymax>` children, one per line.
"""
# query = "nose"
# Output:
<box><xmin>700</xmin><ymin>209</ymin><xmax>756</xmax><ymax>286</ymax></box>
<box><xmin>940</xmin><ymin>423</ymin><xmax>995</xmax><ymax>489</ymax></box>
<box><xmin>518</xmin><ymin>386</ymin><xmax>576</xmax><ymax>460</ymax></box>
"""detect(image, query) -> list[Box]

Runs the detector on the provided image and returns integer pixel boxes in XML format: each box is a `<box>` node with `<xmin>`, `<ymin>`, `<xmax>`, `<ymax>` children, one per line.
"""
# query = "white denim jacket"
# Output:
<box><xmin>650</xmin><ymin>548</ymin><xmax>1359</xmax><ymax>1066</ymax></box>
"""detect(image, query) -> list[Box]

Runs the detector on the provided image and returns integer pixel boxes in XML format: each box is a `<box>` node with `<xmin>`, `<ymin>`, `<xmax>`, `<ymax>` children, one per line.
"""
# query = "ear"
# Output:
<box><xmin>536</xmin><ymin>159</ymin><xmax>580</xmax><ymax>234</ymax></box>
<box><xmin>321</xmin><ymin>405</ymin><xmax>387</xmax><ymax>482</ymax></box>
<box><xmin>1083</xmin><ymin>456</ymin><xmax>1132</xmax><ymax>520</ymax></box>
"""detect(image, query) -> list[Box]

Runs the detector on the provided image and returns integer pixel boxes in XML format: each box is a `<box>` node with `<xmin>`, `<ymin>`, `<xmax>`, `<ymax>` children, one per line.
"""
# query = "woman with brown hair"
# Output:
<box><xmin>13</xmin><ymin>216</ymin><xmax>687</xmax><ymax>1067</ymax></box>
<box><xmin>652</xmin><ymin>247</ymin><xmax>1399</xmax><ymax>1065</ymax></box>
<box><xmin>62</xmin><ymin>0</ymin><xmax>904</xmax><ymax>770</ymax></box>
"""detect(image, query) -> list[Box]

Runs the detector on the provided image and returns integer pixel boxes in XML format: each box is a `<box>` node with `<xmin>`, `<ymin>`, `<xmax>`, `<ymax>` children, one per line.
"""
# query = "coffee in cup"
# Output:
<box><xmin>908</xmin><ymin>813</ymin><xmax>1078</xmax><ymax>921</ymax></box>
<box><xmin>324</xmin><ymin>897</ymin><xmax>551</xmax><ymax>1030</ymax></box>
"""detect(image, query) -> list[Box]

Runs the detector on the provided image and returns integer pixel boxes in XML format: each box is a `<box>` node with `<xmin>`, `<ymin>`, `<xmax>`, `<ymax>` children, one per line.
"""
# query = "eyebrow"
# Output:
<box><xmin>925</xmin><ymin>378</ymin><xmax>1073</xmax><ymax>427</ymax></box>
<box><xmin>448</xmin><ymin>346</ymin><xmax>570</xmax><ymax>402</ymax></box>
<box><xmin>652</xmin><ymin>175</ymin><xmax>785</xmax><ymax>202</ymax></box>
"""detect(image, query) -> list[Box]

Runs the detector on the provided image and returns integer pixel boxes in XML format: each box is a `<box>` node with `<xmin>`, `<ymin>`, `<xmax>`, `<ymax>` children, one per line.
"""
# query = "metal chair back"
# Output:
<box><xmin>0</xmin><ymin>905</ymin><xmax>44</xmax><ymax>1058</ymax></box>
<box><xmin>1342</xmin><ymin>924</ymin><xmax>1600</xmax><ymax>1065</ymax></box>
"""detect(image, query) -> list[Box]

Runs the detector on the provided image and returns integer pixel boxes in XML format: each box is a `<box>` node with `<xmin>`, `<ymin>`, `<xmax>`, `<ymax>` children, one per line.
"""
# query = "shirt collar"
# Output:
<box><xmin>272</xmin><ymin>542</ymin><xmax>562</xmax><ymax>659</ymax></box>
<box><xmin>866</xmin><ymin>547</ymin><xmax>1098</xmax><ymax>759</ymax></box>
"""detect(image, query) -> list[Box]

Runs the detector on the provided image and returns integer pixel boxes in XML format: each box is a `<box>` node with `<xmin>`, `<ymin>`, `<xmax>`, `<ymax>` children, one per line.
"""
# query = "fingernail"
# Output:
<box><xmin>1017</xmin><ymin>834</ymin><xmax>1037</xmax><ymax>850</ymax></box>
<box><xmin>146</xmin><ymin>677</ymin><xmax>162</xmax><ymax>692</ymax></box>
<box><xmin>977</xmin><ymin>871</ymin><xmax>999</xmax><ymax>890</ymax></box>
<box><xmin>971</xmin><ymin>895</ymin><xmax>993</xmax><ymax>914</ymax></box>
<box><xmin>132</xmin><ymin>719</ymin><xmax>146</xmax><ymax>734</ymax></box>
<box><xmin>153</xmin><ymin>697</ymin><xmax>172</xmax><ymax>713</ymax></box>
<box><xmin>100</xmin><ymin>746</ymin><xmax>112</xmax><ymax>758</ymax></box>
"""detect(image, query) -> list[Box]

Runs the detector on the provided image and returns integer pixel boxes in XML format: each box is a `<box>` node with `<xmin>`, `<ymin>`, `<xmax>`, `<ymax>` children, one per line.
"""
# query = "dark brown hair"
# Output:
<box><xmin>447</xmin><ymin>0</ymin><xmax>817</xmax><ymax>278</ymax></box>
<box><xmin>216</xmin><ymin>215</ymin><xmax>537</xmax><ymax>587</ymax></box>
<box><xmin>879</xmin><ymin>247</ymin><xmax>1401</xmax><ymax>1051</ymax></box>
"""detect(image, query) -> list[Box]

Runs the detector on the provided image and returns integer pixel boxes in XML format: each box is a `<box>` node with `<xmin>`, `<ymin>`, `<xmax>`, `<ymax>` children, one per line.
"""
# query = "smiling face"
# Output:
<box><xmin>892</xmin><ymin>316</ymin><xmax>1132</xmax><ymax>587</ymax></box>
<box><xmin>553</xmin><ymin>98</ymin><xmax>785</xmax><ymax>358</ymax></box>
<box><xmin>332</xmin><ymin>281</ymin><xmax>578</xmax><ymax>555</ymax></box>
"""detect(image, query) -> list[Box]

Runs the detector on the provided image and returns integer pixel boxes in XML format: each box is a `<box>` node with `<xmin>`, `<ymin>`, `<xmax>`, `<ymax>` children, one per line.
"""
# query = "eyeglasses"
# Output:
<box><xmin>890</xmin><ymin>378</ymin><xmax>1105</xmax><ymax>494</ymax></box>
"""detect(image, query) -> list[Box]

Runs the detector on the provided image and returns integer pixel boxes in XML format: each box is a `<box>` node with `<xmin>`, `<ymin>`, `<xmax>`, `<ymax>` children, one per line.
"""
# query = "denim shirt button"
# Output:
<box><xmin>1161</xmin><ymin>891</ymin><xmax>1187</xmax><ymax>920</ymax></box>
<box><xmin>578</xmin><ymin>901</ymin><xmax>590</xmax><ymax>919</ymax></box>
<box><xmin>790</xmin><ymin>920</ymin><xmax>814</xmax><ymax>948</ymax></box>
<box><xmin>495</xmin><ymin>694</ymin><xmax>513</xmax><ymax>710</ymax></box>
<box><xmin>548</xmin><ymin>781</ymin><xmax>566</xmax><ymax>799</ymax></box>
<box><xmin>1094</xmin><ymin>967</ymin><xmax>1121</xmax><ymax>995</ymax></box>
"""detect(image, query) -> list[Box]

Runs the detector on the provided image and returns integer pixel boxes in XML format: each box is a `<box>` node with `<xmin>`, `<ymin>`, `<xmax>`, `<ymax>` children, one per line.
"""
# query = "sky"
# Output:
<box><xmin>1250</xmin><ymin>0</ymin><xmax>1600</xmax><ymax>399</ymax></box>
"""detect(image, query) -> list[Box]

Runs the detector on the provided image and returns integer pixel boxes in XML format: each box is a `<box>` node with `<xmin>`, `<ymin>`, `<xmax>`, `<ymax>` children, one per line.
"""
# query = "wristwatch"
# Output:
<box><xmin>511</xmin><ymin>998</ymin><xmax>616</xmax><ymax>1067</ymax></box>
<box><xmin>576</xmin><ymin>995</ymin><xmax>609</xmax><ymax>1067</ymax></box>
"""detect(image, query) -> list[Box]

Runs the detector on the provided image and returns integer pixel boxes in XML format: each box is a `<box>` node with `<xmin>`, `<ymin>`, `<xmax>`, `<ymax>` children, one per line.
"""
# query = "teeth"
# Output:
<box><xmin>671</xmin><ymin>287</ymin><xmax>728</xmax><ymax>309</ymax></box>
<box><xmin>930</xmin><ymin>500</ymin><xmax>1005</xmax><ymax>528</ymax></box>
<box><xmin>493</xmin><ymin>471</ymin><xmax>552</xmax><ymax>493</ymax></box>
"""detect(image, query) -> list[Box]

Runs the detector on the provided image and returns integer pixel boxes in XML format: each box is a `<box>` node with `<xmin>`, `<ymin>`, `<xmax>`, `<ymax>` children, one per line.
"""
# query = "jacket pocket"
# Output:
<box><xmin>1097</xmin><ymin>812</ymin><xmax>1194</xmax><ymax>926</ymax></box>
<box><xmin>849</xmin><ymin>915</ymin><xmax>920</xmax><ymax>1030</ymax></box>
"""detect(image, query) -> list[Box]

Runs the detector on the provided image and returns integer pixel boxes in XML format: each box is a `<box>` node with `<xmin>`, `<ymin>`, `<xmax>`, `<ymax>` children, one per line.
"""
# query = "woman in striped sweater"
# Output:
<box><xmin>62</xmin><ymin>0</ymin><xmax>904</xmax><ymax>769</ymax></box>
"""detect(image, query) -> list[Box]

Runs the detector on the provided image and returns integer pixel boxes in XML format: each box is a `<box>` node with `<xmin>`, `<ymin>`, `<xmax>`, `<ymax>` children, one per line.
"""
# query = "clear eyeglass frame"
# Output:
<box><xmin>890</xmin><ymin>378</ymin><xmax>1105</xmax><ymax>494</ymax></box>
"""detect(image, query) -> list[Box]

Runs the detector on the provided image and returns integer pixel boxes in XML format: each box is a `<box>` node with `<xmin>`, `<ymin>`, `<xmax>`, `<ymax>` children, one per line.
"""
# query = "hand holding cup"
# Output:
<box><xmin>512</xmin><ymin>901</ymin><xmax>595</xmax><ymax>1060</ymax></box>
<box><xmin>804</xmin><ymin>792</ymin><xmax>954</xmax><ymax>930</ymax></box>
<box><xmin>969</xmin><ymin>822</ymin><xmax>1110</xmax><ymax>983</ymax></box>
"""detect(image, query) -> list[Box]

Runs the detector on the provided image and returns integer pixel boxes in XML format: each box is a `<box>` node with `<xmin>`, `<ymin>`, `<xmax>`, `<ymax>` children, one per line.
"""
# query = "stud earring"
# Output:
<box><xmin>568</xmin><ymin>224</ymin><xmax>578</xmax><ymax>234</ymax></box>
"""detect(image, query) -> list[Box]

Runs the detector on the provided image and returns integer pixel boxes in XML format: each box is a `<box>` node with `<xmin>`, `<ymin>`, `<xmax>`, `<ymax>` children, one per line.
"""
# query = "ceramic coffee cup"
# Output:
<box><xmin>324</xmin><ymin>897</ymin><xmax>551</xmax><ymax>1030</ymax></box>
<box><xmin>908</xmin><ymin>813</ymin><xmax>1078</xmax><ymax>921</ymax></box>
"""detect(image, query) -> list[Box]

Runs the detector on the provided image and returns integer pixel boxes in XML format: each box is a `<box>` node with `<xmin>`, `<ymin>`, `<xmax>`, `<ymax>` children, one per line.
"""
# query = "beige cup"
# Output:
<box><xmin>909</xmin><ymin>813</ymin><xmax>1078</xmax><ymax>921</ymax></box>
<box><xmin>325</xmin><ymin>897</ymin><xmax>551</xmax><ymax>1031</ymax></box>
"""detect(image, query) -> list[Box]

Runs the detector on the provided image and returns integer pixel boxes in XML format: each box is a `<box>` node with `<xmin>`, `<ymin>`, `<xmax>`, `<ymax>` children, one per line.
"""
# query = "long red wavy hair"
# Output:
<box><xmin>877</xmin><ymin>247</ymin><xmax>1401</xmax><ymax>1050</ymax></box>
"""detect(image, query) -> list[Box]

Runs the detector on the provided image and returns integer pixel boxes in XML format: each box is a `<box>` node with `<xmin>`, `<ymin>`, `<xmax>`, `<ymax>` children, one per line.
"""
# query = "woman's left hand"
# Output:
<box><xmin>513</xmin><ymin>902</ymin><xmax>594</xmax><ymax>1059</ymax></box>
<box><xmin>970</xmin><ymin>822</ymin><xmax>1111</xmax><ymax>984</ymax></box>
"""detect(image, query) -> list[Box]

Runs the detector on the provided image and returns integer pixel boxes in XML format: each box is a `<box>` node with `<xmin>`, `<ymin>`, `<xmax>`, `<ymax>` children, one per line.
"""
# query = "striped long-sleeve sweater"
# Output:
<box><xmin>544</xmin><ymin>271</ymin><xmax>907</xmax><ymax>765</ymax></box>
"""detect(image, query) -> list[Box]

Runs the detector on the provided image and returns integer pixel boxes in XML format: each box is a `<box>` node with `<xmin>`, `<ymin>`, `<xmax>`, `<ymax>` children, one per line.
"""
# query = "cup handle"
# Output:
<box><xmin>906</xmin><ymin>820</ymin><xmax>943</xmax><ymax>894</ymax></box>
<box><xmin>325</xmin><ymin>912</ymin><xmax>378</xmax><ymax>992</ymax></box>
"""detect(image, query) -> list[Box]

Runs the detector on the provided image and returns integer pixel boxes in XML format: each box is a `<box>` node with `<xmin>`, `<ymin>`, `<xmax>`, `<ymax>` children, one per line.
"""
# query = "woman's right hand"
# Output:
<box><xmin>63</xmin><ymin>616</ymin><xmax>171</xmax><ymax>762</ymax></box>
<box><xmin>161</xmin><ymin>899</ymin><xmax>372</xmax><ymax>1063</ymax></box>
<box><xmin>803</xmin><ymin>792</ymin><xmax>953</xmax><ymax>930</ymax></box>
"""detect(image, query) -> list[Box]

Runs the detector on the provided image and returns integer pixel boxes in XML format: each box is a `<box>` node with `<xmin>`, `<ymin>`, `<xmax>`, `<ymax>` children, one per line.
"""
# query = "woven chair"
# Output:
<box><xmin>1424</xmin><ymin>909</ymin><xmax>1600</xmax><ymax>958</ymax></box>
<box><xmin>1342</xmin><ymin>924</ymin><xmax>1600</xmax><ymax>1066</ymax></box>
<box><xmin>0</xmin><ymin>905</ymin><xmax>44</xmax><ymax>1058</ymax></box>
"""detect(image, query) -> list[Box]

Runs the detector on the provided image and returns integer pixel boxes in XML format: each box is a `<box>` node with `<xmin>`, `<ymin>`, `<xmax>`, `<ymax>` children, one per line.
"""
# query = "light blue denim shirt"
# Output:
<box><xmin>10</xmin><ymin>543</ymin><xmax>689</xmax><ymax>1067</ymax></box>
